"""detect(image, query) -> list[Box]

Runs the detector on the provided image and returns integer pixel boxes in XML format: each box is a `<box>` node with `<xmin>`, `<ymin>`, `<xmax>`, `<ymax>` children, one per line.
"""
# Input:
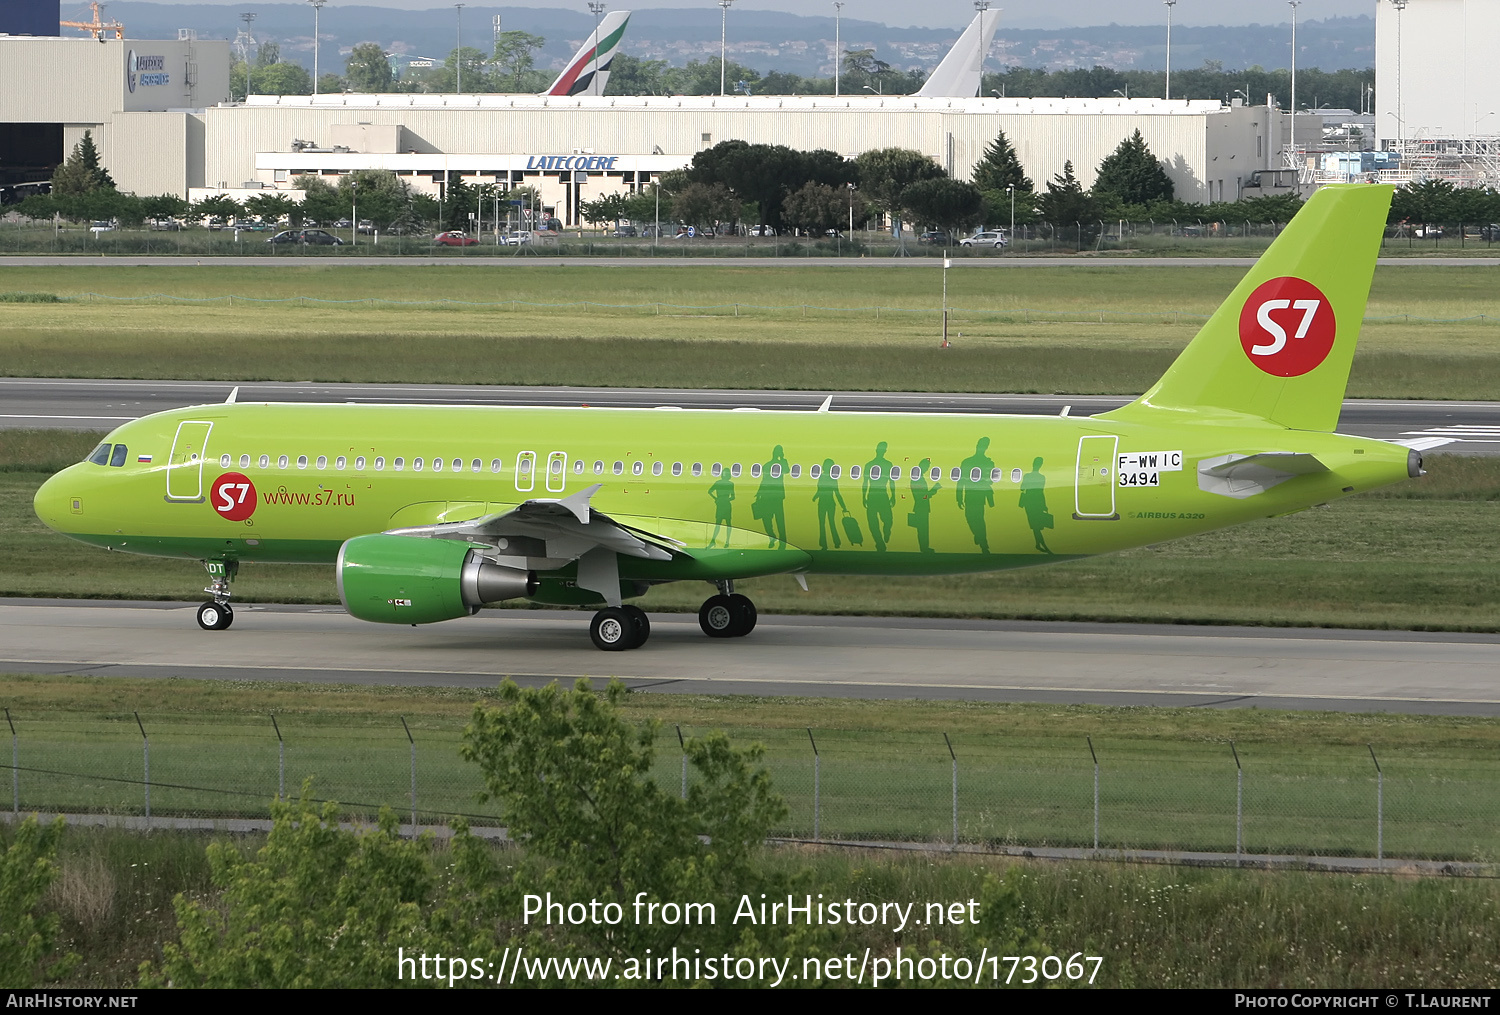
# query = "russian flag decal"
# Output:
<box><xmin>138</xmin><ymin>454</ymin><xmax>153</xmax><ymax>463</ymax></box>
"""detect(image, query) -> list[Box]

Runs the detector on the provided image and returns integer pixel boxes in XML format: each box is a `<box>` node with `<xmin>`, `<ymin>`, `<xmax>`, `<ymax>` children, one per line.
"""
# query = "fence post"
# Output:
<box><xmin>943</xmin><ymin>732</ymin><xmax>957</xmax><ymax>851</ymax></box>
<box><xmin>5</xmin><ymin>707</ymin><xmax>16</xmax><ymax>818</ymax></box>
<box><xmin>807</xmin><ymin>728</ymin><xmax>820</xmax><ymax>841</ymax></box>
<box><xmin>1231</xmin><ymin>741</ymin><xmax>1243</xmax><ymax>863</ymax></box>
<box><xmin>134</xmin><ymin>711</ymin><xmax>150</xmax><ymax>831</ymax></box>
<box><xmin>1087</xmin><ymin>736</ymin><xmax>1099</xmax><ymax>850</ymax></box>
<box><xmin>1368</xmin><ymin>744</ymin><xmax>1382</xmax><ymax>864</ymax></box>
<box><xmin>675</xmin><ymin>724</ymin><xmax>687</xmax><ymax>800</ymax></box>
<box><xmin>401</xmin><ymin>716</ymin><xmax>416</xmax><ymax>835</ymax></box>
<box><xmin>270</xmin><ymin>714</ymin><xmax>284</xmax><ymax>801</ymax></box>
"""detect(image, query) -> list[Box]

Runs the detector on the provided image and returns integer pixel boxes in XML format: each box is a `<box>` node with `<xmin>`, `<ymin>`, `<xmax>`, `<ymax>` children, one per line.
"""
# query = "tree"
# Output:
<box><xmin>0</xmin><ymin>817</ymin><xmax>76</xmax><ymax>987</ymax></box>
<box><xmin>293</xmin><ymin>175</ymin><xmax>343</xmax><ymax>225</ymax></box>
<box><xmin>256</xmin><ymin>40</ymin><xmax>280</xmax><ymax>67</ymax></box>
<box><xmin>685</xmin><ymin>140</ymin><xmax>809</xmax><ymax>228</ymax></box>
<box><xmin>781</xmin><ymin>181</ymin><xmax>866</xmax><ymax>235</ymax></box>
<box><xmin>253</xmin><ymin>61</ymin><xmax>313</xmax><ymax>96</ymax></box>
<box><xmin>317</xmin><ymin>72</ymin><xmax>345</xmax><ymax>94</ymax></box>
<box><xmin>901</xmin><ymin>177</ymin><xmax>984</xmax><ymax>236</ymax></box>
<box><xmin>490</xmin><ymin>30</ymin><xmax>546</xmax><ymax>91</ymax></box>
<box><xmin>141</xmin><ymin>194</ymin><xmax>190</xmax><ymax>222</ymax></box>
<box><xmin>1035</xmin><ymin>161</ymin><xmax>1099</xmax><ymax>240</ymax></box>
<box><xmin>1093</xmin><ymin>129</ymin><xmax>1174</xmax><ymax>209</ymax></box>
<box><xmin>190</xmin><ymin>194</ymin><xmax>243</xmax><ymax>225</ymax></box>
<box><xmin>606</xmin><ymin>53</ymin><xmax>667</xmax><ymax>95</ymax></box>
<box><xmin>853</xmin><ymin>147</ymin><xmax>945</xmax><ymax>229</ymax></box>
<box><xmin>345</xmin><ymin>42</ymin><xmax>393</xmax><ymax>92</ymax></box>
<box><xmin>243</xmin><ymin>192</ymin><xmax>296</xmax><ymax>227</ymax></box>
<box><xmin>460</xmin><ymin>678</ymin><xmax>789</xmax><ymax>962</ymax></box>
<box><xmin>580</xmin><ymin>192</ymin><xmax>627</xmax><ymax>228</ymax></box>
<box><xmin>51</xmin><ymin>130</ymin><xmax>113</xmax><ymax>197</ymax></box>
<box><xmin>671</xmin><ymin>182</ymin><xmax>738</xmax><ymax>230</ymax></box>
<box><xmin>971</xmin><ymin>129</ymin><xmax>1032</xmax><ymax>194</ymax></box>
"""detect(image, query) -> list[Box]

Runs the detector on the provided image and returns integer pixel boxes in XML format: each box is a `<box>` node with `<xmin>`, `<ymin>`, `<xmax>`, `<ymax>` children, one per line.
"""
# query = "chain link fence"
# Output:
<box><xmin>4</xmin><ymin>708</ymin><xmax>1496</xmax><ymax>863</ymax></box>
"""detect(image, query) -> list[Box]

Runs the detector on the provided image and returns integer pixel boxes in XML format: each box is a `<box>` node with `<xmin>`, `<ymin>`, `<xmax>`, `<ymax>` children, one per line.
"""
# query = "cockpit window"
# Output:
<box><xmin>87</xmin><ymin>443</ymin><xmax>111</xmax><ymax>465</ymax></box>
<box><xmin>109</xmin><ymin>444</ymin><xmax>128</xmax><ymax>468</ymax></box>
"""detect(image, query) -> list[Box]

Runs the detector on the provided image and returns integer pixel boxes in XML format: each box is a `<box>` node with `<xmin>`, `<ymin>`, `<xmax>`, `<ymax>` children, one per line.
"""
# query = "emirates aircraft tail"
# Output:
<box><xmin>542</xmin><ymin>10</ymin><xmax>631</xmax><ymax>96</ymax></box>
<box><xmin>914</xmin><ymin>10</ymin><xmax>1000</xmax><ymax>98</ymax></box>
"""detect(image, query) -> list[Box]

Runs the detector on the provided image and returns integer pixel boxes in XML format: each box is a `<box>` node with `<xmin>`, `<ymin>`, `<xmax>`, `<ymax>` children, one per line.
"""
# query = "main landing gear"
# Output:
<box><xmin>699</xmin><ymin>581</ymin><xmax>757</xmax><ymax>639</ymax></box>
<box><xmin>196</xmin><ymin>560</ymin><xmax>237</xmax><ymax>631</ymax></box>
<box><xmin>590</xmin><ymin>604</ymin><xmax>651</xmax><ymax>651</ymax></box>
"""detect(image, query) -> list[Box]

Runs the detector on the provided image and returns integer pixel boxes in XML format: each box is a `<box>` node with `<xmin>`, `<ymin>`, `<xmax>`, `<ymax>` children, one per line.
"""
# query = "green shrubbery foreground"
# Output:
<box><xmin>6</xmin><ymin>678</ymin><xmax>1500</xmax><ymax>988</ymax></box>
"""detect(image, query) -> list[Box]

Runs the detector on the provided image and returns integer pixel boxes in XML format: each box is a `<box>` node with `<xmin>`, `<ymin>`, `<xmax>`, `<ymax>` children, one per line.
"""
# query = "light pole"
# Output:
<box><xmin>1163</xmin><ymin>1</ymin><xmax>1175</xmax><ymax>100</ymax></box>
<box><xmin>1006</xmin><ymin>183</ymin><xmax>1014</xmax><ymax>250</ymax></box>
<box><xmin>718</xmin><ymin>0</ymin><xmax>733</xmax><ymax>96</ymax></box>
<box><xmin>454</xmin><ymin>3</ymin><xmax>465</xmax><ymax>93</ymax></box>
<box><xmin>833</xmin><ymin>1</ymin><xmax>843</xmax><ymax>97</ymax></box>
<box><xmin>863</xmin><ymin>82</ymin><xmax>881</xmax><ymax>97</ymax></box>
<box><xmin>240</xmin><ymin>12</ymin><xmax>257</xmax><ymax>99</ymax></box>
<box><xmin>974</xmin><ymin>1</ymin><xmax>990</xmax><ymax>97</ymax></box>
<box><xmin>1288</xmin><ymin>1</ymin><xmax>1301</xmax><ymax>156</ymax></box>
<box><xmin>1389</xmin><ymin>0</ymin><xmax>1407</xmax><ymax>147</ymax></box>
<box><xmin>588</xmin><ymin>2</ymin><xmax>606</xmax><ymax>97</ymax></box>
<box><xmin>350</xmin><ymin>177</ymin><xmax>357</xmax><ymax>248</ymax></box>
<box><xmin>308</xmin><ymin>0</ymin><xmax>326</xmax><ymax>96</ymax></box>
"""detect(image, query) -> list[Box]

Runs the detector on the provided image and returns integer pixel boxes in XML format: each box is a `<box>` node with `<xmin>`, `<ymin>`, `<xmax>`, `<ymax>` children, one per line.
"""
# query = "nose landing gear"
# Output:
<box><xmin>197</xmin><ymin>559</ymin><xmax>237</xmax><ymax>631</ymax></box>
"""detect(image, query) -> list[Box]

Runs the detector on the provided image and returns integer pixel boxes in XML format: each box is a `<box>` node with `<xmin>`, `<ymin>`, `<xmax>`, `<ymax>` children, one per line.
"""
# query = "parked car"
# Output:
<box><xmin>748</xmin><ymin>224</ymin><xmax>777</xmax><ymax>237</ymax></box>
<box><xmin>918</xmin><ymin>230</ymin><xmax>951</xmax><ymax>245</ymax></box>
<box><xmin>434</xmin><ymin>230</ymin><xmax>478</xmax><ymax>247</ymax></box>
<box><xmin>147</xmin><ymin>218</ymin><xmax>182</xmax><ymax>232</ymax></box>
<box><xmin>266</xmin><ymin>228</ymin><xmax>344</xmax><ymax>246</ymax></box>
<box><xmin>1481</xmin><ymin>223</ymin><xmax>1500</xmax><ymax>242</ymax></box>
<box><xmin>612</xmin><ymin>224</ymin><xmax>637</xmax><ymax>237</ymax></box>
<box><xmin>357</xmin><ymin>219</ymin><xmax>375</xmax><ymax>235</ymax></box>
<box><xmin>498</xmin><ymin>230</ymin><xmax>534</xmax><ymax>246</ymax></box>
<box><xmin>960</xmin><ymin>230</ymin><xmax>1008</xmax><ymax>248</ymax></box>
<box><xmin>88</xmin><ymin>220</ymin><xmax>114</xmax><ymax>234</ymax></box>
<box><xmin>333</xmin><ymin>218</ymin><xmax>353</xmax><ymax>229</ymax></box>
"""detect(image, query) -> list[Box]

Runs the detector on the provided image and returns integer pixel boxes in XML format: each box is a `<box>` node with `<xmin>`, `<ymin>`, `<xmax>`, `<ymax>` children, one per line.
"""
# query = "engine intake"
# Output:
<box><xmin>338</xmin><ymin>533</ymin><xmax>537</xmax><ymax>625</ymax></box>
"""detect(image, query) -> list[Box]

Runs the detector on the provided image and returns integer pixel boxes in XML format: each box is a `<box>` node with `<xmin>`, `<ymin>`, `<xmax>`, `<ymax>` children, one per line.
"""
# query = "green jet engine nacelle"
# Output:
<box><xmin>337</xmin><ymin>533</ymin><xmax>537</xmax><ymax>624</ymax></box>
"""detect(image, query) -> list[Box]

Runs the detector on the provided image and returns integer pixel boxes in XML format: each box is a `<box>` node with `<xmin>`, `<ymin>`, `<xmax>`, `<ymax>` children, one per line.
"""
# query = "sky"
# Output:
<box><xmin>129</xmin><ymin>1</ymin><xmax>1376</xmax><ymax>31</ymax></box>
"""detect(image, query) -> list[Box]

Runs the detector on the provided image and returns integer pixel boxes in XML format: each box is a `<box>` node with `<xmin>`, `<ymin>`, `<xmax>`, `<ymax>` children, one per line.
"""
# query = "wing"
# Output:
<box><xmin>386</xmin><ymin>483</ymin><xmax>678</xmax><ymax>567</ymax></box>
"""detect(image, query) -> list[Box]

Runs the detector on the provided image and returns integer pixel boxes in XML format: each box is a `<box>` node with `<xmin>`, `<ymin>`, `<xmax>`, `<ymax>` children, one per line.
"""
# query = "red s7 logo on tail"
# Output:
<box><xmin>1238</xmin><ymin>276</ymin><xmax>1336</xmax><ymax>377</ymax></box>
<box><xmin>211</xmin><ymin>472</ymin><xmax>257</xmax><ymax>521</ymax></box>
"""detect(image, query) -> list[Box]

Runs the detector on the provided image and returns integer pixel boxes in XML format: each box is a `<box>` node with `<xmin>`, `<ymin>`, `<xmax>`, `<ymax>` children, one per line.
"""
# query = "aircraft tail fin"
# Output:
<box><xmin>915</xmin><ymin>10</ymin><xmax>1001</xmax><ymax>98</ymax></box>
<box><xmin>1099</xmin><ymin>183</ymin><xmax>1393</xmax><ymax>433</ymax></box>
<box><xmin>543</xmin><ymin>11</ymin><xmax>631</xmax><ymax>96</ymax></box>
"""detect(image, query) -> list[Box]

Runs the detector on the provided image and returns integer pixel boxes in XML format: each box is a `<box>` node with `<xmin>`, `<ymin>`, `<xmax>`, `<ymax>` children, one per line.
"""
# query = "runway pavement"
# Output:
<box><xmin>4</xmin><ymin>599</ymin><xmax>1499</xmax><ymax>716</ymax></box>
<box><xmin>0</xmin><ymin>377</ymin><xmax>1490</xmax><ymax>453</ymax></box>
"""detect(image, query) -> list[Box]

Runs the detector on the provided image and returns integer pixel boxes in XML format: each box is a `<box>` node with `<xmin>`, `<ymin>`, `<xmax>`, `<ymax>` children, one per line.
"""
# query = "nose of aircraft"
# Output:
<box><xmin>33</xmin><ymin>466</ymin><xmax>79</xmax><ymax>534</ymax></box>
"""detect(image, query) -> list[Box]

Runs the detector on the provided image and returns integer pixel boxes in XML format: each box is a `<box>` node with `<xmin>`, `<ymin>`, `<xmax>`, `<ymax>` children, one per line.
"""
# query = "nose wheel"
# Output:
<box><xmin>590</xmin><ymin>605</ymin><xmax>651</xmax><ymax>651</ymax></box>
<box><xmin>196</xmin><ymin>601</ymin><xmax>234</xmax><ymax>631</ymax></box>
<box><xmin>699</xmin><ymin>593</ymin><xmax>756</xmax><ymax>638</ymax></box>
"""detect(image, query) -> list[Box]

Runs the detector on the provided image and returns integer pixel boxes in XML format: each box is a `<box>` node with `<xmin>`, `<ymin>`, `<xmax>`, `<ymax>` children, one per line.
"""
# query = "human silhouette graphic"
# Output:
<box><xmin>955</xmin><ymin>437</ymin><xmax>995</xmax><ymax>554</ymax></box>
<box><xmin>754</xmin><ymin>445</ymin><xmax>789</xmax><ymax>549</ymax></box>
<box><xmin>861</xmin><ymin>441</ymin><xmax>896</xmax><ymax>551</ymax></box>
<box><xmin>907</xmin><ymin>457</ymin><xmax>941</xmax><ymax>553</ymax></box>
<box><xmin>1018</xmin><ymin>456</ymin><xmax>1054</xmax><ymax>554</ymax></box>
<box><xmin>812</xmin><ymin>458</ymin><xmax>848</xmax><ymax>550</ymax></box>
<box><xmin>707</xmin><ymin>472</ymin><xmax>735</xmax><ymax>547</ymax></box>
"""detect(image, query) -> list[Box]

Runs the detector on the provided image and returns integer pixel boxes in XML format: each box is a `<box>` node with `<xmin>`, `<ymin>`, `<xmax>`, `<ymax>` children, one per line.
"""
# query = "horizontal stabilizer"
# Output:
<box><xmin>1391</xmin><ymin>436</ymin><xmax>1457</xmax><ymax>452</ymax></box>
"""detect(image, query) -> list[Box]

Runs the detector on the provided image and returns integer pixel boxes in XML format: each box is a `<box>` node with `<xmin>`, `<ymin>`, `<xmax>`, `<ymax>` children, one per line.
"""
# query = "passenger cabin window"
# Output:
<box><xmin>278</xmin><ymin>455</ymin><xmax>289</xmax><ymax>469</ymax></box>
<box><xmin>789</xmin><ymin>464</ymin><xmax>800</xmax><ymax>478</ymax></box>
<box><xmin>414</xmin><ymin>458</ymin><xmax>424</xmax><ymax>472</ymax></box>
<box><xmin>394</xmin><ymin>458</ymin><xmax>404</xmax><ymax>471</ymax></box>
<box><xmin>1011</xmin><ymin>468</ymin><xmax>1022</xmax><ymax>483</ymax></box>
<box><xmin>950</xmin><ymin>467</ymin><xmax>961</xmax><ymax>481</ymax></box>
<box><xmin>491</xmin><ymin>459</ymin><xmax>503</xmax><ymax>473</ymax></box>
<box><xmin>868</xmin><ymin>465</ymin><xmax>880</xmax><ymax>480</ymax></box>
<box><xmin>297</xmin><ymin>456</ymin><xmax>308</xmax><ymax>470</ymax></box>
<box><xmin>810</xmin><ymin>464</ymin><xmax>821</xmax><ymax>478</ymax></box>
<box><xmin>850</xmin><ymin>465</ymin><xmax>861</xmax><ymax>479</ymax></box>
<box><xmin>355</xmin><ymin>456</ymin><xmax>366</xmax><ymax>470</ymax></box>
<box><xmin>593</xmin><ymin>461</ymin><xmax>604</xmax><ymax>475</ymax></box>
<box><xmin>88</xmin><ymin>444</ymin><xmax>111</xmax><ymax>465</ymax></box>
<box><xmin>239</xmin><ymin>455</ymin><xmax>250</xmax><ymax>468</ymax></box>
<box><xmin>260</xmin><ymin>455</ymin><xmax>270</xmax><ymax>469</ymax></box>
<box><xmin>220</xmin><ymin>454</ymin><xmax>231</xmax><ymax>468</ymax></box>
<box><xmin>730</xmin><ymin>463</ymin><xmax>742</xmax><ymax>478</ymax></box>
<box><xmin>830</xmin><ymin>465</ymin><xmax>840</xmax><ymax>479</ymax></box>
<box><xmin>991</xmin><ymin>467</ymin><xmax>1003</xmax><ymax>482</ymax></box>
<box><xmin>432</xmin><ymin>458</ymin><xmax>443</xmax><ymax>472</ymax></box>
<box><xmin>672</xmin><ymin>463</ymin><xmax>683</xmax><ymax>477</ymax></box>
<box><xmin>712</xmin><ymin>463</ymin><xmax>722</xmax><ymax>477</ymax></box>
<box><xmin>632</xmin><ymin>461</ymin><xmax>644</xmax><ymax>476</ymax></box>
<box><xmin>316</xmin><ymin>455</ymin><xmax>327</xmax><ymax>470</ymax></box>
<box><xmin>932</xmin><ymin>467</ymin><xmax>942</xmax><ymax>481</ymax></box>
<box><xmin>652</xmin><ymin>462</ymin><xmax>663</xmax><ymax>476</ymax></box>
<box><xmin>614</xmin><ymin>461</ymin><xmax>624</xmax><ymax>475</ymax></box>
<box><xmin>336</xmin><ymin>456</ymin><xmax>346</xmax><ymax>470</ymax></box>
<box><xmin>572</xmin><ymin>459</ymin><xmax>584</xmax><ymax>475</ymax></box>
<box><xmin>970</xmin><ymin>468</ymin><xmax>981</xmax><ymax>481</ymax></box>
<box><xmin>889</xmin><ymin>466</ymin><xmax>901</xmax><ymax>480</ymax></box>
<box><xmin>692</xmin><ymin>463</ymin><xmax>703</xmax><ymax>477</ymax></box>
<box><xmin>751</xmin><ymin>464</ymin><xmax>762</xmax><ymax>478</ymax></box>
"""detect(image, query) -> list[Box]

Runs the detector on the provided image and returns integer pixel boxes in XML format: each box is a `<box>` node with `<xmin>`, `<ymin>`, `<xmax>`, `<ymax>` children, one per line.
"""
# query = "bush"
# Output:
<box><xmin>0</xmin><ymin>816</ymin><xmax>78</xmax><ymax>986</ymax></box>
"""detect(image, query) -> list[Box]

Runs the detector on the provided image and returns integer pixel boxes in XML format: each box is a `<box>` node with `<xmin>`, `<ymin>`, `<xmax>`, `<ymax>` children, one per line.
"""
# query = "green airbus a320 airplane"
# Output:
<box><xmin>34</xmin><ymin>184</ymin><xmax>1425</xmax><ymax>651</ymax></box>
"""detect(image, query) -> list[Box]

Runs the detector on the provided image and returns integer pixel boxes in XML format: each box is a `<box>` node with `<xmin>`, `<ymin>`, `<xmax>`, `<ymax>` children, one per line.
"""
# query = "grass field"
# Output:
<box><xmin>7</xmin><ymin>430</ymin><xmax>1500</xmax><ymax>631</ymax></box>
<box><xmin>4</xmin><ymin>674</ymin><xmax>1498</xmax><ymax>861</ymax></box>
<box><xmin>2</xmin><ymin>263</ymin><xmax>1498</xmax><ymax>396</ymax></box>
